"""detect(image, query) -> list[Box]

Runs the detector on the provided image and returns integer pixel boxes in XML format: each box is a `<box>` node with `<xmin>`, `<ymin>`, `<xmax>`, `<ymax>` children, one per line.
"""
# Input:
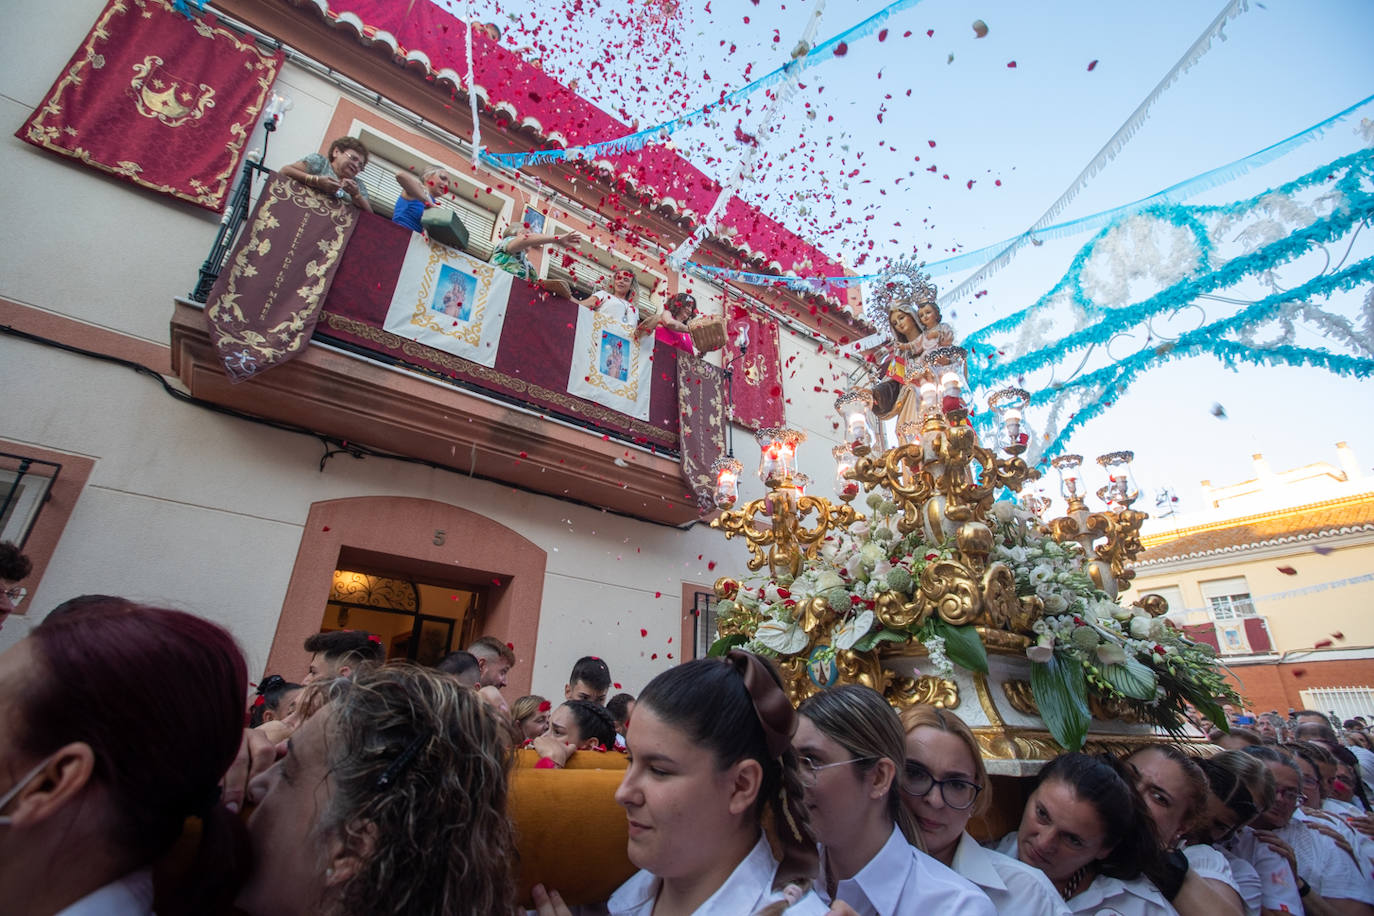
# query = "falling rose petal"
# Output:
<box><xmin>640</xmin><ymin>628</ymin><xmax>648</xmax><ymax>637</ymax></box>
<box><xmin>878</xmin><ymin>28</ymin><xmax>888</xmax><ymax>41</ymax></box>
<box><xmin>1314</xmin><ymin>639</ymin><xmax>1334</xmax><ymax>649</ymax></box>
<box><xmin>972</xmin><ymin>19</ymin><xmax>988</xmax><ymax>38</ymax></box>
<box><xmin>1006</xmin><ymin>60</ymin><xmax>1017</xmax><ymax>68</ymax></box>
<box><xmin>654</xmin><ymin>591</ymin><xmax>661</xmax><ymax>598</ymax></box>
<box><xmin>1087</xmin><ymin>59</ymin><xmax>1099</xmax><ymax>71</ymax></box>
<box><xmin>926</xmin><ymin>29</ymin><xmax>933</xmax><ymax>37</ymax></box>
<box><xmin>708</xmin><ymin>560</ymin><xmax>717</xmax><ymax>570</ymax></box>
<box><xmin>1291</xmin><ymin>668</ymin><xmax>1306</xmax><ymax>677</ymax></box>
<box><xmin>614</xmin><ymin>682</ymin><xmax>622</xmax><ymax>690</ymax></box>
<box><xmin>833</xmin><ymin>42</ymin><xmax>848</xmax><ymax>56</ymax></box>
<box><xmin>322</xmin><ymin>526</ymin><xmax>331</xmax><ymax>531</ymax></box>
<box><xmin>1276</xmin><ymin>566</ymin><xmax>1297</xmax><ymax>576</ymax></box>
<box><xmin>1332</xmin><ymin>631</ymin><xmax>1346</xmax><ymax>640</ymax></box>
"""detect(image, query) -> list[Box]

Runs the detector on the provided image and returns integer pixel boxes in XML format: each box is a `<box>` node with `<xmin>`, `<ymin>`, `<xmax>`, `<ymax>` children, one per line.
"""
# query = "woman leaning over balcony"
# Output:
<box><xmin>898</xmin><ymin>705</ymin><xmax>1070</xmax><ymax>915</ymax></box>
<box><xmin>280</xmin><ymin>136</ymin><xmax>373</xmax><ymax>213</ymax></box>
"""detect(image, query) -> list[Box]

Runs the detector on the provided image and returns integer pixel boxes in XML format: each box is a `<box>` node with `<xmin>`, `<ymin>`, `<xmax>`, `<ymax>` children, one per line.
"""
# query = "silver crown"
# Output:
<box><xmin>865</xmin><ymin>259</ymin><xmax>938</xmax><ymax>329</ymax></box>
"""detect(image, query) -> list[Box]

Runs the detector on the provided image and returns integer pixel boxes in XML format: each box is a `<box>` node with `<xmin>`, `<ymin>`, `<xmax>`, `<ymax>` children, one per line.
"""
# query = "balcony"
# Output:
<box><xmin>171</xmin><ymin>170</ymin><xmax>715</xmax><ymax>527</ymax></box>
<box><xmin>1178</xmin><ymin>614</ymin><xmax>1275</xmax><ymax>656</ymax></box>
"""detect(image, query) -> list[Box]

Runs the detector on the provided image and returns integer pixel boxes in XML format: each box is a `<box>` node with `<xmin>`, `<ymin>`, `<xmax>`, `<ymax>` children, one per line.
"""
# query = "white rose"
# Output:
<box><xmin>816</xmin><ymin>571</ymin><xmax>845</xmax><ymax>591</ymax></box>
<box><xmin>1043</xmin><ymin>593</ymin><xmax>1069</xmax><ymax>614</ymax></box>
<box><xmin>991</xmin><ymin>501</ymin><xmax>1016</xmax><ymax>524</ymax></box>
<box><xmin>1129</xmin><ymin>616</ymin><xmax>1152</xmax><ymax>640</ymax></box>
<box><xmin>1096</xmin><ymin>643</ymin><xmax>1127</xmax><ymax>665</ymax></box>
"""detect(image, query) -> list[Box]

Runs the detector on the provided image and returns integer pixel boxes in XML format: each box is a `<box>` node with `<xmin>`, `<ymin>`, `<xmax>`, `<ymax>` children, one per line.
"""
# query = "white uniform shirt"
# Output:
<box><xmin>1280</xmin><ymin>813</ymin><xmax>1374</xmax><ymax>904</ymax></box>
<box><xmin>815</xmin><ymin>825</ymin><xmax>996</xmax><ymax>916</ymax></box>
<box><xmin>951</xmin><ymin>831</ymin><xmax>1070</xmax><ymax>915</ymax></box>
<box><xmin>1182</xmin><ymin>844</ymin><xmax>1240</xmax><ymax>907</ymax></box>
<box><xmin>1222</xmin><ymin>826</ymin><xmax>1305</xmax><ymax>915</ymax></box>
<box><xmin>591</xmin><ymin>290</ymin><xmax>640</xmax><ymax>326</ymax></box>
<box><xmin>55</xmin><ymin>870</ymin><xmax>154</xmax><ymax>916</ymax></box>
<box><xmin>1217</xmin><ymin>847</ymin><xmax>1263</xmax><ymax>916</ymax></box>
<box><xmin>608</xmin><ymin>834</ymin><xmax>827</xmax><ymax>915</ymax></box>
<box><xmin>995</xmin><ymin>834</ymin><xmax>1178</xmax><ymax>916</ymax></box>
<box><xmin>1347</xmin><ymin>744</ymin><xmax>1374</xmax><ymax>798</ymax></box>
<box><xmin>1301</xmin><ymin>805</ymin><xmax>1374</xmax><ymax>879</ymax></box>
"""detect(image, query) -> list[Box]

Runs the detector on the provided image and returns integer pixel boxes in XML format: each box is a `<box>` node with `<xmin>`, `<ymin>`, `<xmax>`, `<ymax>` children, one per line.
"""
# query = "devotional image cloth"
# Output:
<box><xmin>566</xmin><ymin>300</ymin><xmax>655</xmax><ymax>421</ymax></box>
<box><xmin>383</xmin><ymin>235</ymin><xmax>514</xmax><ymax>369</ymax></box>
<box><xmin>16</xmin><ymin>0</ymin><xmax>283</xmax><ymax>212</ymax></box>
<box><xmin>204</xmin><ymin>175</ymin><xmax>360</xmax><ymax>382</ymax></box>
<box><xmin>726</xmin><ymin>305</ymin><xmax>785</xmax><ymax>430</ymax></box>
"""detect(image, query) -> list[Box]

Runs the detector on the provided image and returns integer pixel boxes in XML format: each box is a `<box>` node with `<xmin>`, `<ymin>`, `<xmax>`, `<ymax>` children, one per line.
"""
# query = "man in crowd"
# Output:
<box><xmin>436</xmin><ymin>648</ymin><xmax>481</xmax><ymax>688</ymax></box>
<box><xmin>302</xmin><ymin>629</ymin><xmax>385</xmax><ymax>683</ymax></box>
<box><xmin>564</xmin><ymin>655</ymin><xmax>611</xmax><ymax>706</ymax></box>
<box><xmin>468</xmin><ymin>635</ymin><xmax>517</xmax><ymax>689</ymax></box>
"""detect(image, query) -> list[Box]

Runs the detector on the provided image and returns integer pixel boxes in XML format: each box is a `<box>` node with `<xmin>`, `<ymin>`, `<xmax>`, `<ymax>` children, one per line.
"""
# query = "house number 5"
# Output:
<box><xmin>433</xmin><ymin>529</ymin><xmax>446</xmax><ymax>546</ymax></box>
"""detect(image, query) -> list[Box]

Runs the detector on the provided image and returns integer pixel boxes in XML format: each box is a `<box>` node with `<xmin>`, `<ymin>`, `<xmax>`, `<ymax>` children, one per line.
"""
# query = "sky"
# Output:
<box><xmin>452</xmin><ymin>0</ymin><xmax>1374</xmax><ymax>520</ymax></box>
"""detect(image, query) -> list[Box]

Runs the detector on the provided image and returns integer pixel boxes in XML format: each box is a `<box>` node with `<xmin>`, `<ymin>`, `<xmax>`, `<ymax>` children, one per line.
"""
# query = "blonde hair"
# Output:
<box><xmin>800</xmin><ymin>685</ymin><xmax>925</xmax><ymax>850</ymax></box>
<box><xmin>511</xmin><ymin>694</ymin><xmax>547</xmax><ymax>729</ymax></box>
<box><xmin>322</xmin><ymin>664</ymin><xmax>516</xmax><ymax>915</ymax></box>
<box><xmin>899</xmin><ymin>704</ymin><xmax>990</xmax><ymax>818</ymax></box>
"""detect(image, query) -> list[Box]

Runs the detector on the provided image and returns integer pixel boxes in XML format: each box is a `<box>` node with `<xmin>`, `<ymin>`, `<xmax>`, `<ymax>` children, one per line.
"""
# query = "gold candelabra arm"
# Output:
<box><xmin>852</xmin><ymin>444</ymin><xmax>931</xmax><ymax>534</ymax></box>
<box><xmin>989</xmin><ymin>454</ymin><xmax>1038</xmax><ymax>494</ymax></box>
<box><xmin>710</xmin><ymin>497</ymin><xmax>777</xmax><ymax>573</ymax></box>
<box><xmin>794</xmin><ymin>495</ymin><xmax>862</xmax><ymax>559</ymax></box>
<box><xmin>1090</xmin><ymin>508</ymin><xmax>1148</xmax><ymax>592</ymax></box>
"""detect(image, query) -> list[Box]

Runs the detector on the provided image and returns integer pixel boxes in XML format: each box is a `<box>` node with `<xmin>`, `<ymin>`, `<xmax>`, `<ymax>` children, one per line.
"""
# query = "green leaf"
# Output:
<box><xmin>1030</xmin><ymin>653</ymin><xmax>1092</xmax><ymax>751</ymax></box>
<box><xmin>1101</xmin><ymin>655</ymin><xmax>1158</xmax><ymax>701</ymax></box>
<box><xmin>707</xmin><ymin>633</ymin><xmax>746</xmax><ymax>657</ymax></box>
<box><xmin>931</xmin><ymin>619</ymin><xmax>989</xmax><ymax>673</ymax></box>
<box><xmin>852</xmin><ymin>628</ymin><xmax>910</xmax><ymax>652</ymax></box>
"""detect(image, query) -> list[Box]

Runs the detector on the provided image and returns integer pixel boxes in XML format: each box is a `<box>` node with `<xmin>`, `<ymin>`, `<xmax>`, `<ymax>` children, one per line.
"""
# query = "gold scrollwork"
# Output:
<box><xmin>979</xmin><ymin>562</ymin><xmax>1021</xmax><ymax>629</ymax></box>
<box><xmin>874</xmin><ymin>590</ymin><xmax>927</xmax><ymax>629</ymax></box>
<box><xmin>920</xmin><ymin>559</ymin><xmax>980</xmax><ymax>626</ymax></box>
<box><xmin>887</xmin><ymin>674</ymin><xmax>959</xmax><ymax>709</ymax></box>
<box><xmin>1002</xmin><ymin>680</ymin><xmax>1039</xmax><ymax>717</ymax></box>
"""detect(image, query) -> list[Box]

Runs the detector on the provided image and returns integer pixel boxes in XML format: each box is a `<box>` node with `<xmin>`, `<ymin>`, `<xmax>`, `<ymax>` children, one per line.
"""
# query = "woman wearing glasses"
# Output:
<box><xmin>795</xmin><ymin>686</ymin><xmax>995</xmax><ymax>915</ymax></box>
<box><xmin>899</xmin><ymin>705</ymin><xmax>1070</xmax><ymax>915</ymax></box>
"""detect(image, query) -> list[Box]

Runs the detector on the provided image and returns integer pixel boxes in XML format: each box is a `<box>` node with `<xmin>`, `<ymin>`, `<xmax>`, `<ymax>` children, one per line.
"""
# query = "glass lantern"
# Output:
<box><xmin>834</xmin><ymin>390</ymin><xmax>875</xmax><ymax>456</ymax></box>
<box><xmin>755</xmin><ymin>427</ymin><xmax>805</xmax><ymax>487</ymax></box>
<box><xmin>791</xmin><ymin>473</ymin><xmax>811</xmax><ymax>499</ymax></box>
<box><xmin>1021</xmin><ymin>485</ymin><xmax>1053</xmax><ymax>519</ymax></box>
<box><xmin>925</xmin><ymin>346</ymin><xmax>969</xmax><ymax>418</ymax></box>
<box><xmin>832</xmin><ymin>445</ymin><xmax>860</xmax><ymax>501</ymax></box>
<box><xmin>896</xmin><ymin>420</ymin><xmax>922</xmax><ymax>448</ymax></box>
<box><xmin>987</xmin><ymin>387</ymin><xmax>1032</xmax><ymax>455</ymax></box>
<box><xmin>712</xmin><ymin>456</ymin><xmax>743</xmax><ymax>510</ymax></box>
<box><xmin>1096</xmin><ymin>451</ymin><xmax>1139</xmax><ymax>510</ymax></box>
<box><xmin>1051</xmin><ymin>453</ymin><xmax>1085</xmax><ymax>504</ymax></box>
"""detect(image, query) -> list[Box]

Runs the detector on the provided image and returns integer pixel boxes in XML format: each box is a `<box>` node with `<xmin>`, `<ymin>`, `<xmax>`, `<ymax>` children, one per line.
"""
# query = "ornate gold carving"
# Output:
<box><xmin>887</xmin><ymin>674</ymin><xmax>959</xmax><ymax>709</ymax></box>
<box><xmin>971</xmin><ymin>727</ymin><xmax>1211</xmax><ymax>761</ymax></box>
<box><xmin>711</xmin><ymin>482</ymin><xmax>861</xmax><ymax>578</ymax></box>
<box><xmin>920</xmin><ymin>559</ymin><xmax>979</xmax><ymax>626</ymax></box>
<box><xmin>1002</xmin><ymin>680</ymin><xmax>1039</xmax><ymax>716</ymax></box>
<box><xmin>874</xmin><ymin>589</ymin><xmax>927</xmax><ymax>629</ymax></box>
<box><xmin>972</xmin><ymin>672</ymin><xmax>1005</xmax><ymax>728</ymax></box>
<box><xmin>974</xmin><ymin>626</ymin><xmax>1031</xmax><ymax>653</ymax></box>
<box><xmin>1133</xmin><ymin>593</ymin><xmax>1169</xmax><ymax>618</ymax></box>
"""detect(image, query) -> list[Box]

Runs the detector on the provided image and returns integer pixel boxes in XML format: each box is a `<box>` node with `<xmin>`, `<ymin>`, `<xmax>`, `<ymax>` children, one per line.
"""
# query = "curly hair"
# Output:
<box><xmin>322</xmin><ymin>664</ymin><xmax>517</xmax><ymax>916</ymax></box>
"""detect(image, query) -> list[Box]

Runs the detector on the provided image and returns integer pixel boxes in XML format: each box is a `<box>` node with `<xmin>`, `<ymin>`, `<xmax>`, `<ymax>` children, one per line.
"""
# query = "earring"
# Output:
<box><xmin>325</xmin><ymin>867</ymin><xmax>335</xmax><ymax>878</ymax></box>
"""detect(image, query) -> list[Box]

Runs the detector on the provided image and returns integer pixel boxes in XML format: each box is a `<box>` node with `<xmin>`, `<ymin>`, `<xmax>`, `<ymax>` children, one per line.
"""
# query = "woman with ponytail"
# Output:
<box><xmin>605</xmin><ymin>650</ymin><xmax>827</xmax><ymax>915</ymax></box>
<box><xmin>796</xmin><ymin>686</ymin><xmax>995</xmax><ymax>914</ymax></box>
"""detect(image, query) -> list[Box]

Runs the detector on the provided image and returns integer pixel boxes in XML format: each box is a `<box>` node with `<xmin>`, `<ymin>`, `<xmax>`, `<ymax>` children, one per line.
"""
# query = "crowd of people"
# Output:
<box><xmin>3</xmin><ymin>594</ymin><xmax>1374</xmax><ymax>915</ymax></box>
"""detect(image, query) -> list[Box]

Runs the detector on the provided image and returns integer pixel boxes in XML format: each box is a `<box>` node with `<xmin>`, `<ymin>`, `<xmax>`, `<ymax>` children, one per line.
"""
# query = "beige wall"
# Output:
<box><xmin>1123</xmin><ymin>537</ymin><xmax>1374</xmax><ymax>653</ymax></box>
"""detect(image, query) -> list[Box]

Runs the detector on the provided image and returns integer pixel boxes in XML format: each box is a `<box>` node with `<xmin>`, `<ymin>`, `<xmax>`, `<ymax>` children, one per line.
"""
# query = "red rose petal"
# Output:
<box><xmin>1087</xmin><ymin>60</ymin><xmax>1098</xmax><ymax>71</ymax></box>
<box><xmin>640</xmin><ymin>628</ymin><xmax>648</xmax><ymax>637</ymax></box>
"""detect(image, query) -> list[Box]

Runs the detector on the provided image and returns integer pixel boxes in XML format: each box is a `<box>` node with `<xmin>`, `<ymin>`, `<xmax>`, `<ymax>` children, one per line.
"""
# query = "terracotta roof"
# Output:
<box><xmin>1136</xmin><ymin>491</ymin><xmax>1374</xmax><ymax>566</ymax></box>
<box><xmin>287</xmin><ymin>0</ymin><xmax>849</xmax><ymax>300</ymax></box>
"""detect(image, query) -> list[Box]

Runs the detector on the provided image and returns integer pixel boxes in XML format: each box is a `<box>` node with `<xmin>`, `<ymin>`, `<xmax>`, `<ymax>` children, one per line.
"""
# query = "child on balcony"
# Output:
<box><xmin>492</xmin><ymin>224</ymin><xmax>581</xmax><ymax>298</ymax></box>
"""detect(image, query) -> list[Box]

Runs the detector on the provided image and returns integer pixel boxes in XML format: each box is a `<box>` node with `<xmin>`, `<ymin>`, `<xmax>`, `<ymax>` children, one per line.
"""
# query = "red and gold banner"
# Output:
<box><xmin>725</xmin><ymin>305</ymin><xmax>785</xmax><ymax>430</ymax></box>
<box><xmin>677</xmin><ymin>355</ymin><xmax>727</xmax><ymax>514</ymax></box>
<box><xmin>16</xmin><ymin>0</ymin><xmax>283</xmax><ymax>212</ymax></box>
<box><xmin>205</xmin><ymin>175</ymin><xmax>359</xmax><ymax>381</ymax></box>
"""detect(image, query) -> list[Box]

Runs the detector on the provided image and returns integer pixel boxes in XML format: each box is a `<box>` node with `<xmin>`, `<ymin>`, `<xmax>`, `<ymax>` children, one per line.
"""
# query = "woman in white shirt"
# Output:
<box><xmin>1123</xmin><ymin>745</ymin><xmax>1244</xmax><ymax>916</ymax></box>
<box><xmin>997</xmin><ymin>752</ymin><xmax>1178</xmax><ymax>914</ymax></box>
<box><xmin>898</xmin><ymin>705</ymin><xmax>1070</xmax><ymax>915</ymax></box>
<box><xmin>793</xmin><ymin>686</ymin><xmax>995</xmax><ymax>916</ymax></box>
<box><xmin>605</xmin><ymin>650</ymin><xmax>828</xmax><ymax>915</ymax></box>
<box><xmin>1188</xmin><ymin>750</ymin><xmax>1280</xmax><ymax>916</ymax></box>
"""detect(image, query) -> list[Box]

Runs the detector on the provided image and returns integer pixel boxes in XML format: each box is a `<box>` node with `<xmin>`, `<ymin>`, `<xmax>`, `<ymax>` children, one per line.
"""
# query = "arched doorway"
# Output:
<box><xmin>263</xmin><ymin>496</ymin><xmax>546</xmax><ymax>696</ymax></box>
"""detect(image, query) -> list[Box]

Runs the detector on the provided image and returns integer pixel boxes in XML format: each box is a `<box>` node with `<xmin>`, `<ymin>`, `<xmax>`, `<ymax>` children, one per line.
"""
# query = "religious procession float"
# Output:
<box><xmin>707</xmin><ymin>261</ymin><xmax>1239</xmax><ymax>774</ymax></box>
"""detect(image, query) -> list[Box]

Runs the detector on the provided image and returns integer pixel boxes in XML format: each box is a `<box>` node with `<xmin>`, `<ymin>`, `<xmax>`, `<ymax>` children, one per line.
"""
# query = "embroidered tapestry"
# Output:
<box><xmin>16</xmin><ymin>0</ymin><xmax>283</xmax><ymax>212</ymax></box>
<box><xmin>204</xmin><ymin>174</ymin><xmax>359</xmax><ymax>381</ymax></box>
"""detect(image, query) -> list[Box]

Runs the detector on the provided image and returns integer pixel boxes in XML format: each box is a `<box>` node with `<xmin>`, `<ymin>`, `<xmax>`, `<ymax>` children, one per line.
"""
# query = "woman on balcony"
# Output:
<box><xmin>898</xmin><ymin>705</ymin><xmax>1069</xmax><ymax>914</ymax></box>
<box><xmin>390</xmin><ymin>165</ymin><xmax>451</xmax><ymax>232</ymax></box>
<box><xmin>279</xmin><ymin>136</ymin><xmax>373</xmax><ymax>213</ymax></box>
<box><xmin>576</xmin><ymin>269</ymin><xmax>657</xmax><ymax>339</ymax></box>
<box><xmin>795</xmin><ymin>686</ymin><xmax>996</xmax><ymax>915</ymax></box>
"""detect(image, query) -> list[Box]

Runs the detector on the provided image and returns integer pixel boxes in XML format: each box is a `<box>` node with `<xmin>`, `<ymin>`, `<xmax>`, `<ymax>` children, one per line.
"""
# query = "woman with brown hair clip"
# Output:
<box><xmin>599</xmin><ymin>650</ymin><xmax>827</xmax><ymax>915</ymax></box>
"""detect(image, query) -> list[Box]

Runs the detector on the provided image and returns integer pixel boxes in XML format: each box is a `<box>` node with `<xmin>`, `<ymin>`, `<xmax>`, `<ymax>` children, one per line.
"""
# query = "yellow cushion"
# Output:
<box><xmin>513</xmin><ymin>746</ymin><xmax>630</xmax><ymax>770</ymax></box>
<box><xmin>510</xmin><ymin>766</ymin><xmax>635</xmax><ymax>906</ymax></box>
